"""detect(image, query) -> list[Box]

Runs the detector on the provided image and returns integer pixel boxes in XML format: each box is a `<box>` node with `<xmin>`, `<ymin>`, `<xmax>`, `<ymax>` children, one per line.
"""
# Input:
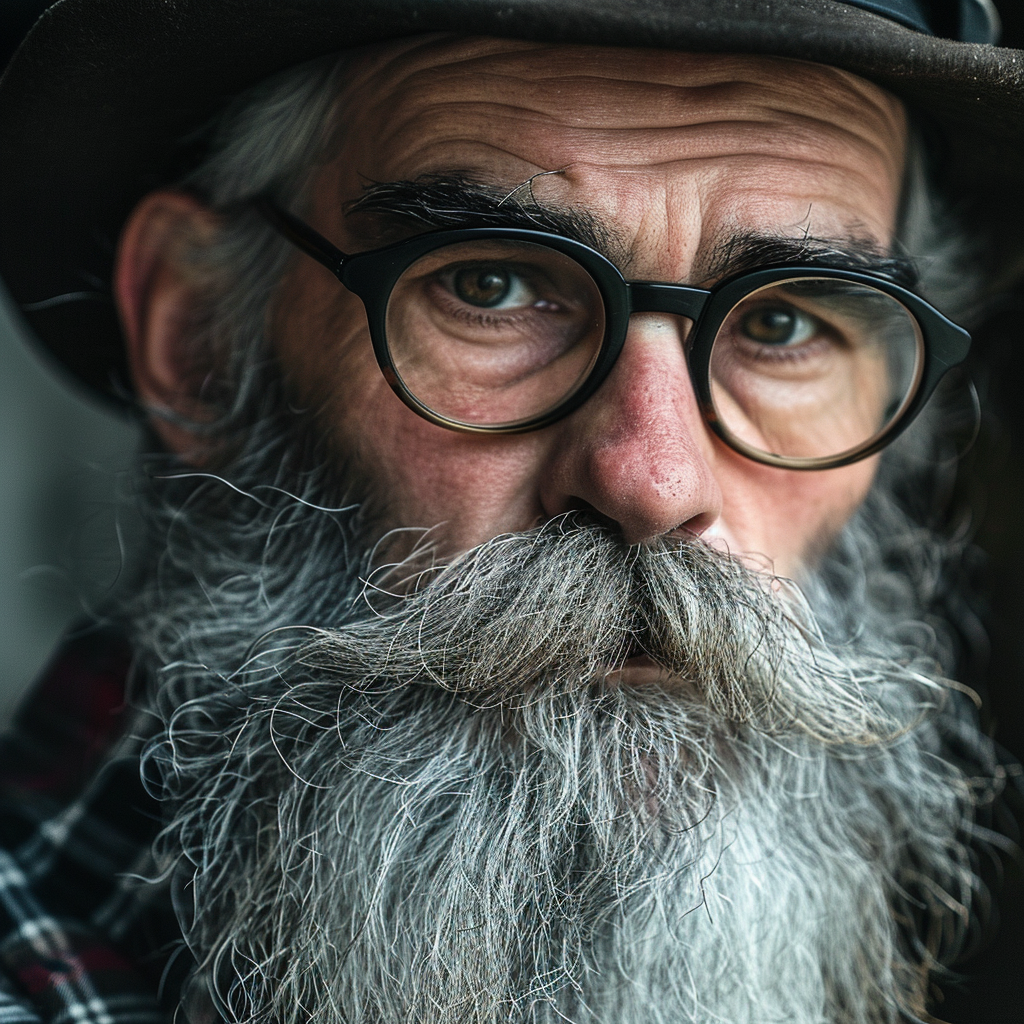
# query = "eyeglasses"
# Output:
<box><xmin>253</xmin><ymin>197</ymin><xmax>971</xmax><ymax>471</ymax></box>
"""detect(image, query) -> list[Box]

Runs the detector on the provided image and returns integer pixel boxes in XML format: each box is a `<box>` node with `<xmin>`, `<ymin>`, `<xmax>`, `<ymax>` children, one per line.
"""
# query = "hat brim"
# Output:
<box><xmin>1</xmin><ymin>0</ymin><xmax>1022</xmax><ymax>407</ymax></box>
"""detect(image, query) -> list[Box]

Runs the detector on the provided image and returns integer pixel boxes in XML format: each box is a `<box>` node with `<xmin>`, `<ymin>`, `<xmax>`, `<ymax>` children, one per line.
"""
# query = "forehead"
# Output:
<box><xmin>325</xmin><ymin>37</ymin><xmax>908</xmax><ymax>265</ymax></box>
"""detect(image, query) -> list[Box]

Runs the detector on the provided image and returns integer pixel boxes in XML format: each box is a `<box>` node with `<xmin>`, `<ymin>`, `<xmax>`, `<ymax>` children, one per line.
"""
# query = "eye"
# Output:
<box><xmin>740</xmin><ymin>305</ymin><xmax>818</xmax><ymax>346</ymax></box>
<box><xmin>446</xmin><ymin>264</ymin><xmax>537</xmax><ymax>309</ymax></box>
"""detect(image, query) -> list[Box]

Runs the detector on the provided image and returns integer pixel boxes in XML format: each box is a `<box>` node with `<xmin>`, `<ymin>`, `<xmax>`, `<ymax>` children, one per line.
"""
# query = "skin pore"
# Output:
<box><xmin>118</xmin><ymin>36</ymin><xmax>908</xmax><ymax>580</ymax></box>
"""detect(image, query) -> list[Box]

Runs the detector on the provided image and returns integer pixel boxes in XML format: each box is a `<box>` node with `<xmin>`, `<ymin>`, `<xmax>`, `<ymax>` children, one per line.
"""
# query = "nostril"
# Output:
<box><xmin>674</xmin><ymin>510</ymin><xmax>717</xmax><ymax>539</ymax></box>
<box><xmin>618</xmin><ymin>505</ymin><xmax>720</xmax><ymax>547</ymax></box>
<box><xmin>545</xmin><ymin>495</ymin><xmax>714</xmax><ymax>549</ymax></box>
<box><xmin>541</xmin><ymin>494</ymin><xmax>615</xmax><ymax>529</ymax></box>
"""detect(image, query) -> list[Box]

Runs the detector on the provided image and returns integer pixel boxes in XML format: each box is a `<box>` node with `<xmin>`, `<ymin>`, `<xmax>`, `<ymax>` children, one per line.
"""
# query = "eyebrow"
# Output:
<box><xmin>345</xmin><ymin>173</ymin><xmax>919</xmax><ymax>289</ymax></box>
<box><xmin>345</xmin><ymin>173</ymin><xmax>628</xmax><ymax>261</ymax></box>
<box><xmin>699</xmin><ymin>231</ymin><xmax>919</xmax><ymax>289</ymax></box>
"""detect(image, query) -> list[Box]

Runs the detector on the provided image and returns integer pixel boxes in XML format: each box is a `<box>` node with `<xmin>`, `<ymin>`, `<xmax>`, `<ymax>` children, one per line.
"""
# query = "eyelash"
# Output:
<box><xmin>426</xmin><ymin>280</ymin><xmax>540</xmax><ymax>328</ymax></box>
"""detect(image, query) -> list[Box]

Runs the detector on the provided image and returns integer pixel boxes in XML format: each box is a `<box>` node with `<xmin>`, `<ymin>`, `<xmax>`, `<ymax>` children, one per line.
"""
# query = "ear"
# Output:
<box><xmin>115</xmin><ymin>190</ymin><xmax>224</xmax><ymax>462</ymax></box>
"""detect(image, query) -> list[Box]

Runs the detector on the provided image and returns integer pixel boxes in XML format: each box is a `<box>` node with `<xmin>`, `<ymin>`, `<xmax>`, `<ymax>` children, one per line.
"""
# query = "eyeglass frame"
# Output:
<box><xmin>252</xmin><ymin>196</ymin><xmax>972</xmax><ymax>471</ymax></box>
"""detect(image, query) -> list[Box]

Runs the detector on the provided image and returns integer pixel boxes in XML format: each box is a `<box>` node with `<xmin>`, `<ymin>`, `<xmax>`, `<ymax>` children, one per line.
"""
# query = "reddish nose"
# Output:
<box><xmin>539</xmin><ymin>315</ymin><xmax>723</xmax><ymax>545</ymax></box>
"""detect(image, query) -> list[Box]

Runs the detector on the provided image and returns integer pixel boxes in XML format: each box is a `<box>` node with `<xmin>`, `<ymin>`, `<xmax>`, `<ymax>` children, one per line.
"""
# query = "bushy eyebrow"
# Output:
<box><xmin>345</xmin><ymin>173</ymin><xmax>628</xmax><ymax>261</ymax></box>
<box><xmin>346</xmin><ymin>173</ymin><xmax>919</xmax><ymax>289</ymax></box>
<box><xmin>699</xmin><ymin>231</ymin><xmax>919</xmax><ymax>289</ymax></box>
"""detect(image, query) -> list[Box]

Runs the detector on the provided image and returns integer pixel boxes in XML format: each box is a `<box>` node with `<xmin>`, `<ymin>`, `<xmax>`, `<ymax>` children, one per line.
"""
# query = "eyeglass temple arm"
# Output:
<box><xmin>251</xmin><ymin>197</ymin><xmax>349</xmax><ymax>278</ymax></box>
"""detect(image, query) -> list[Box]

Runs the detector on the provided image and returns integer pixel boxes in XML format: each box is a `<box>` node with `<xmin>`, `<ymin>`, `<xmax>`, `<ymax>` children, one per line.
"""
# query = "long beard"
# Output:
<box><xmin>130</xmin><ymin>434</ymin><xmax>983</xmax><ymax>1024</ymax></box>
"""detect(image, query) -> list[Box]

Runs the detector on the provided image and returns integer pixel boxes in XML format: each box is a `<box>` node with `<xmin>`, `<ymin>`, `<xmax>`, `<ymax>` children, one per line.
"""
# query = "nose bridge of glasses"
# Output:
<box><xmin>626</xmin><ymin>282</ymin><xmax>710</xmax><ymax>322</ymax></box>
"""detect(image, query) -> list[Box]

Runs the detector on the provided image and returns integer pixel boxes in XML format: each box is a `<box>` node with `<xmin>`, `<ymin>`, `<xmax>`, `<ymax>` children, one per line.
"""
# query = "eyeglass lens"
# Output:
<box><xmin>384</xmin><ymin>239</ymin><xmax>924</xmax><ymax>462</ymax></box>
<box><xmin>385</xmin><ymin>239</ymin><xmax>606</xmax><ymax>428</ymax></box>
<box><xmin>710</xmin><ymin>279</ymin><xmax>923</xmax><ymax>462</ymax></box>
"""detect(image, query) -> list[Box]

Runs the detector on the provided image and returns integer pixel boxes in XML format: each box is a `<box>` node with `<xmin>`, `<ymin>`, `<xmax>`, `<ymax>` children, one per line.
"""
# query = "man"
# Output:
<box><xmin>0</xmin><ymin>2</ymin><xmax>1021</xmax><ymax>1023</ymax></box>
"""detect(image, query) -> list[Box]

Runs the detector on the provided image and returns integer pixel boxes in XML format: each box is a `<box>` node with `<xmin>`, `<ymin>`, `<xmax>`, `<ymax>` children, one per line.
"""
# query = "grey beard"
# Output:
<box><xmin>133</xmin><ymin>448</ymin><xmax>981</xmax><ymax>1024</ymax></box>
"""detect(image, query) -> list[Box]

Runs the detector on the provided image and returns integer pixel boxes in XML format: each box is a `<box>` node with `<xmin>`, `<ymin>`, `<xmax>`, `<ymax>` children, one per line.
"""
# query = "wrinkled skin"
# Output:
<box><xmin>120</xmin><ymin>38</ymin><xmax>908</xmax><ymax>580</ymax></box>
<box><xmin>118</xmin><ymin>46</ymin><xmax>975</xmax><ymax>1024</ymax></box>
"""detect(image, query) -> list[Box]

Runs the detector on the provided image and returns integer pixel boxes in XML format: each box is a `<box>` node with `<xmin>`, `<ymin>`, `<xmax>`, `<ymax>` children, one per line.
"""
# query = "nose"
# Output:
<box><xmin>539</xmin><ymin>315</ymin><xmax>723</xmax><ymax>545</ymax></box>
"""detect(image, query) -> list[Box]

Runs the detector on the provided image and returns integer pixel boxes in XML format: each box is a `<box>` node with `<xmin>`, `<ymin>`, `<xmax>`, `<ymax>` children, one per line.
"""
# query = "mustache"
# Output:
<box><xmin>241</xmin><ymin>514</ymin><xmax>947</xmax><ymax>745</ymax></box>
<box><xmin>143</xmin><ymin>493</ymin><xmax>975</xmax><ymax>1024</ymax></box>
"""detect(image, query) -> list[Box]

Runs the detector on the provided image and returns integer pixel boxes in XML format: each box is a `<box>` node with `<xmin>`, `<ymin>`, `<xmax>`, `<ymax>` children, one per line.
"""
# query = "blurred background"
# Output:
<box><xmin>0</xmin><ymin>2</ymin><xmax>140</xmax><ymax>727</ymax></box>
<box><xmin>1</xmin><ymin>2</ymin><xmax>1023</xmax><ymax>1020</ymax></box>
<box><xmin>0</xmin><ymin>282</ymin><xmax>137</xmax><ymax>725</ymax></box>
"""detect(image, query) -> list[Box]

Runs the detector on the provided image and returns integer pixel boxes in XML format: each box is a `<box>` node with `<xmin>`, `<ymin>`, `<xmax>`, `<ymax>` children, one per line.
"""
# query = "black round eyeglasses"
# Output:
<box><xmin>253</xmin><ymin>197</ymin><xmax>971</xmax><ymax>471</ymax></box>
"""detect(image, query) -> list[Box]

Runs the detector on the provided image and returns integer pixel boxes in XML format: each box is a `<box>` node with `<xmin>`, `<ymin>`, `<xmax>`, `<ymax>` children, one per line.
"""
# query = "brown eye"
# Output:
<box><xmin>741</xmin><ymin>306</ymin><xmax>816</xmax><ymax>346</ymax></box>
<box><xmin>453</xmin><ymin>266</ymin><xmax>512</xmax><ymax>307</ymax></box>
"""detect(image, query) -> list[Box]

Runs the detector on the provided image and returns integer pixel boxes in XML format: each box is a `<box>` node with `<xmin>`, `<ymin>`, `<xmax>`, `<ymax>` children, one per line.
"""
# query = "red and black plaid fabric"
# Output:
<box><xmin>0</xmin><ymin>624</ymin><xmax>187</xmax><ymax>1024</ymax></box>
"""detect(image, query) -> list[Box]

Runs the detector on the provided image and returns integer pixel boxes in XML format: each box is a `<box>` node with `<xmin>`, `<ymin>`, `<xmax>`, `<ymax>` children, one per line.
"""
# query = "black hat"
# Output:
<box><xmin>0</xmin><ymin>0</ymin><xmax>1021</xmax><ymax>407</ymax></box>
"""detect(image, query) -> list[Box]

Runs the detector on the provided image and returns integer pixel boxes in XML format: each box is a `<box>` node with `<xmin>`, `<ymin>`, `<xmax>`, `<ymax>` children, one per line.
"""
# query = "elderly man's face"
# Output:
<box><xmin>268</xmin><ymin>38</ymin><xmax>907</xmax><ymax>577</ymax></box>
<box><xmin>122</xmin><ymin>38</ymin><xmax>908</xmax><ymax>578</ymax></box>
<box><xmin>116</xmin><ymin>41</ymin><xmax>977</xmax><ymax>1024</ymax></box>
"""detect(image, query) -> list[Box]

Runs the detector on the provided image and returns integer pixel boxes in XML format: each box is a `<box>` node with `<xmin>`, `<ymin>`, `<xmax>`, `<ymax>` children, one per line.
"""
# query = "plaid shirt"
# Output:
<box><xmin>0</xmin><ymin>625</ymin><xmax>188</xmax><ymax>1024</ymax></box>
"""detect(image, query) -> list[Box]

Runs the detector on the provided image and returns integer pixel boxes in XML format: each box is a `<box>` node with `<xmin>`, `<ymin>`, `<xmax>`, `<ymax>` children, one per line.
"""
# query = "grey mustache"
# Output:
<box><xmin>257</xmin><ymin>514</ymin><xmax>936</xmax><ymax>744</ymax></box>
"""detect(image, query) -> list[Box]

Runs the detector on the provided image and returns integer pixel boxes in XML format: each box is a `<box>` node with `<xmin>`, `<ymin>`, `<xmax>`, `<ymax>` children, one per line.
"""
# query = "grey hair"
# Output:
<box><xmin>127</xmin><ymin>53</ymin><xmax>999</xmax><ymax>1024</ymax></box>
<box><xmin>137</xmin><ymin>505</ymin><xmax>989</xmax><ymax>1024</ymax></box>
<box><xmin>175</xmin><ymin>54</ymin><xmax>348</xmax><ymax>428</ymax></box>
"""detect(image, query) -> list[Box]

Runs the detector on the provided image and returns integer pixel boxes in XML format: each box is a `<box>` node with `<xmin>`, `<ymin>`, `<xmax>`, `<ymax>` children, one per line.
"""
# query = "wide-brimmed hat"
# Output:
<box><xmin>0</xmin><ymin>0</ymin><xmax>1021</xmax><ymax>407</ymax></box>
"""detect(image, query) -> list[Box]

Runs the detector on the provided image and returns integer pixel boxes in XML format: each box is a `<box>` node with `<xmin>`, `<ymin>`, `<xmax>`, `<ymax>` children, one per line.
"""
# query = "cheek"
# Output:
<box><xmin>716</xmin><ymin>454</ymin><xmax>877</xmax><ymax>575</ymax></box>
<box><xmin>348</xmin><ymin>403</ymin><xmax>558</xmax><ymax>556</ymax></box>
<box><xmin>275</xmin><ymin>272</ymin><xmax>552</xmax><ymax>550</ymax></box>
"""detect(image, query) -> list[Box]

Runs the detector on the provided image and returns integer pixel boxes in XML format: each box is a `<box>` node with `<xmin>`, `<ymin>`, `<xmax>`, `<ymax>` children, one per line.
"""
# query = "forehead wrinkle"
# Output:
<box><xmin>370</xmin><ymin>101</ymin><xmax>902</xmax><ymax>190</ymax></box>
<box><xmin>345</xmin><ymin>153</ymin><xmax>898</xmax><ymax>279</ymax></box>
<box><xmin>373</xmin><ymin>99</ymin><xmax>566</xmax><ymax>145</ymax></box>
<box><xmin>333</xmin><ymin>41</ymin><xmax>904</xmax><ymax>279</ymax></box>
<box><xmin>354</xmin><ymin>36</ymin><xmax>565</xmax><ymax>85</ymax></box>
<box><xmin>338</xmin><ymin>35</ymin><xmax>544</xmax><ymax>98</ymax></box>
<box><xmin>341</xmin><ymin>39</ymin><xmax>906</xmax><ymax>168</ymax></box>
<box><xmin>353</xmin><ymin>48</ymin><xmax>903</xmax><ymax>133</ymax></box>
<box><xmin>530</xmin><ymin>76</ymin><xmax>897</xmax><ymax>135</ymax></box>
<box><xmin>375</xmin><ymin>135</ymin><xmax>550</xmax><ymax>181</ymax></box>
<box><xmin>375</xmin><ymin>128</ymin><xmax>899</xmax><ymax>204</ymax></box>
<box><xmin>361</xmin><ymin>37</ymin><xmax>897</xmax><ymax>107</ymax></box>
<box><xmin>384</xmin><ymin>95</ymin><xmax>893</xmax><ymax>141</ymax></box>
<box><xmin>553</xmin><ymin>124</ymin><xmax>896</xmax><ymax>174</ymax></box>
<box><xmin>389</xmin><ymin>150</ymin><xmax>894</xmax><ymax>218</ymax></box>
<box><xmin>368</xmin><ymin>81</ymin><xmax>895</xmax><ymax>138</ymax></box>
<box><xmin>347</xmin><ymin>44</ymin><xmax>900</xmax><ymax>116</ymax></box>
<box><xmin>618</xmin><ymin>184</ymin><xmax>705</xmax><ymax>280</ymax></box>
<box><xmin>344</xmin><ymin>50</ymin><xmax>905</xmax><ymax>200</ymax></box>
